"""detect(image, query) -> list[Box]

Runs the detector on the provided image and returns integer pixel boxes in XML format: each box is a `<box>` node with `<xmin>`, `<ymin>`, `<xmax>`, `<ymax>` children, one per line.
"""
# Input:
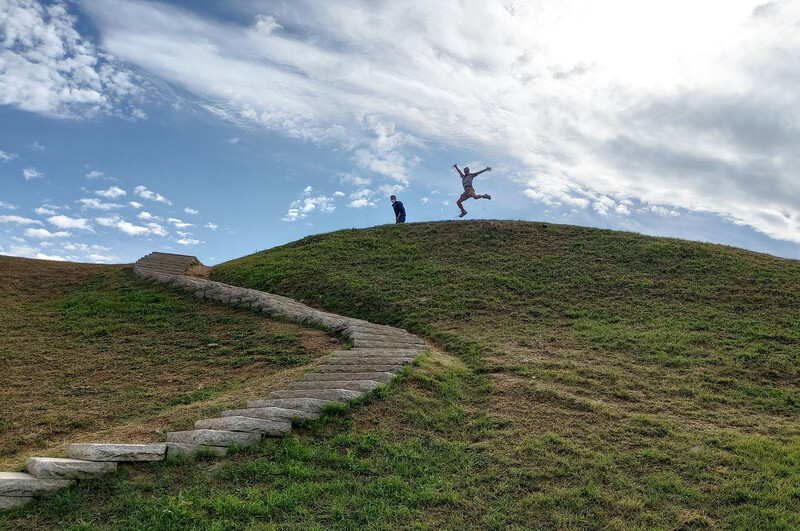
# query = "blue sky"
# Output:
<box><xmin>1</xmin><ymin>0</ymin><xmax>799</xmax><ymax>265</ymax></box>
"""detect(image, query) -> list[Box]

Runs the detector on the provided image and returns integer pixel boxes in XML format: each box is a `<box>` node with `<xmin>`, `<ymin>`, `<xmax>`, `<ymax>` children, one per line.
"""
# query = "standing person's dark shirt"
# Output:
<box><xmin>391</xmin><ymin>196</ymin><xmax>406</xmax><ymax>223</ymax></box>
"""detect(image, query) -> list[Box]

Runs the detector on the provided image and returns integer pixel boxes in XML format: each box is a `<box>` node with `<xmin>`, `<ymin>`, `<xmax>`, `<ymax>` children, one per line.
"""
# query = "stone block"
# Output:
<box><xmin>166</xmin><ymin>443</ymin><xmax>228</xmax><ymax>459</ymax></box>
<box><xmin>68</xmin><ymin>443</ymin><xmax>167</xmax><ymax>462</ymax></box>
<box><xmin>288</xmin><ymin>380</ymin><xmax>383</xmax><ymax>392</ymax></box>
<box><xmin>26</xmin><ymin>457</ymin><xmax>116</xmax><ymax>479</ymax></box>
<box><xmin>268</xmin><ymin>389</ymin><xmax>364</xmax><ymax>402</ymax></box>
<box><xmin>194</xmin><ymin>416</ymin><xmax>290</xmax><ymax>435</ymax></box>
<box><xmin>0</xmin><ymin>472</ymin><xmax>72</xmax><ymax>497</ymax></box>
<box><xmin>245</xmin><ymin>398</ymin><xmax>331</xmax><ymax>412</ymax></box>
<box><xmin>165</xmin><ymin>429</ymin><xmax>261</xmax><ymax>447</ymax></box>
<box><xmin>315</xmin><ymin>364</ymin><xmax>403</xmax><ymax>374</ymax></box>
<box><xmin>221</xmin><ymin>406</ymin><xmax>318</xmax><ymax>421</ymax></box>
<box><xmin>303</xmin><ymin>372</ymin><xmax>396</xmax><ymax>383</ymax></box>
<box><xmin>326</xmin><ymin>358</ymin><xmax>412</xmax><ymax>365</ymax></box>
<box><xmin>0</xmin><ymin>495</ymin><xmax>33</xmax><ymax>510</ymax></box>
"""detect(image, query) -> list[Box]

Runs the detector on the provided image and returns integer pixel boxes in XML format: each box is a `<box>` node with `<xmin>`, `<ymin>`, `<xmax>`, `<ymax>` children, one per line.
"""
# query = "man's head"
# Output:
<box><xmin>390</xmin><ymin>195</ymin><xmax>396</xmax><ymax>204</ymax></box>
<box><xmin>463</xmin><ymin>167</ymin><xmax>470</xmax><ymax>175</ymax></box>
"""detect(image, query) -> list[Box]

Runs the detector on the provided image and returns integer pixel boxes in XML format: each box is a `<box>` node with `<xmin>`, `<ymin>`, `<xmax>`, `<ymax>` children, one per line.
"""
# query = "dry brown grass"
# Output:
<box><xmin>0</xmin><ymin>256</ymin><xmax>341</xmax><ymax>469</ymax></box>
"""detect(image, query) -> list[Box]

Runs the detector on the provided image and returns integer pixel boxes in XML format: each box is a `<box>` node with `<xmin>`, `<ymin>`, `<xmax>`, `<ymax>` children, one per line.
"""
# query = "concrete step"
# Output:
<box><xmin>352</xmin><ymin>339</ymin><xmax>426</xmax><ymax>349</ymax></box>
<box><xmin>333</xmin><ymin>348</ymin><xmax>422</xmax><ymax>357</ymax></box>
<box><xmin>26</xmin><ymin>457</ymin><xmax>116</xmax><ymax>479</ymax></box>
<box><xmin>194</xmin><ymin>416</ymin><xmax>291</xmax><ymax>435</ymax></box>
<box><xmin>166</xmin><ymin>443</ymin><xmax>228</xmax><ymax>459</ymax></box>
<box><xmin>221</xmin><ymin>406</ymin><xmax>319</xmax><ymax>421</ymax></box>
<box><xmin>315</xmin><ymin>364</ymin><xmax>403</xmax><ymax>374</ymax></box>
<box><xmin>325</xmin><ymin>358</ymin><xmax>412</xmax><ymax>366</ymax></box>
<box><xmin>68</xmin><ymin>443</ymin><xmax>167</xmax><ymax>462</ymax></box>
<box><xmin>303</xmin><ymin>371</ymin><xmax>396</xmax><ymax>383</ymax></box>
<box><xmin>268</xmin><ymin>389</ymin><xmax>364</xmax><ymax>401</ymax></box>
<box><xmin>246</xmin><ymin>398</ymin><xmax>332</xmax><ymax>412</ymax></box>
<box><xmin>1</xmin><ymin>496</ymin><xmax>32</xmax><ymax>510</ymax></box>
<box><xmin>0</xmin><ymin>472</ymin><xmax>72</xmax><ymax>497</ymax></box>
<box><xmin>165</xmin><ymin>429</ymin><xmax>261</xmax><ymax>447</ymax></box>
<box><xmin>288</xmin><ymin>380</ymin><xmax>383</xmax><ymax>392</ymax></box>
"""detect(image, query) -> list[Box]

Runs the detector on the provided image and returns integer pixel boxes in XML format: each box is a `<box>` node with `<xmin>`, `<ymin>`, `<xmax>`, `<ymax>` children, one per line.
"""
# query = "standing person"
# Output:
<box><xmin>390</xmin><ymin>195</ymin><xmax>406</xmax><ymax>223</ymax></box>
<box><xmin>452</xmin><ymin>164</ymin><xmax>491</xmax><ymax>218</ymax></box>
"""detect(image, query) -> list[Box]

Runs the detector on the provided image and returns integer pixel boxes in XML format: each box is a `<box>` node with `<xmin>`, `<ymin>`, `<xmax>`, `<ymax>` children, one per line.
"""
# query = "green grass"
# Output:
<box><xmin>2</xmin><ymin>220</ymin><xmax>799</xmax><ymax>529</ymax></box>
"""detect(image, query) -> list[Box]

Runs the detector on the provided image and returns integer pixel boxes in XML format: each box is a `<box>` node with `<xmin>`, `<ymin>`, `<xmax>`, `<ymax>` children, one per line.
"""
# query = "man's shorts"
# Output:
<box><xmin>459</xmin><ymin>186</ymin><xmax>476</xmax><ymax>201</ymax></box>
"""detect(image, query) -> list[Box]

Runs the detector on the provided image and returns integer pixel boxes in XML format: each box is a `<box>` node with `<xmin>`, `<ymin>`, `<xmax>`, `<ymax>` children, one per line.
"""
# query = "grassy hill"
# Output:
<box><xmin>2</xmin><ymin>220</ymin><xmax>798</xmax><ymax>529</ymax></box>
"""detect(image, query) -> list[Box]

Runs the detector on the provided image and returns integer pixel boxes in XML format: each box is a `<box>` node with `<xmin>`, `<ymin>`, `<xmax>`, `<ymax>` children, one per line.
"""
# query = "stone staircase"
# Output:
<box><xmin>1</xmin><ymin>253</ymin><xmax>428</xmax><ymax>511</ymax></box>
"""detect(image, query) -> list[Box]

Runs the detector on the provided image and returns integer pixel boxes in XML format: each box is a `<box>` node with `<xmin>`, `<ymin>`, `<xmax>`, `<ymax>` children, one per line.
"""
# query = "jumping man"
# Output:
<box><xmin>452</xmin><ymin>164</ymin><xmax>491</xmax><ymax>218</ymax></box>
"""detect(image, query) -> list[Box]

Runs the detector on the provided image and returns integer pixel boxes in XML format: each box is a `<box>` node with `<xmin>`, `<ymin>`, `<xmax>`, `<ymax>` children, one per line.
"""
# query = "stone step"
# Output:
<box><xmin>68</xmin><ymin>443</ymin><xmax>167</xmax><ymax>462</ymax></box>
<box><xmin>288</xmin><ymin>380</ymin><xmax>383</xmax><ymax>392</ymax></box>
<box><xmin>246</xmin><ymin>398</ymin><xmax>331</xmax><ymax>412</ymax></box>
<box><xmin>348</xmin><ymin>331</ymin><xmax>424</xmax><ymax>343</ymax></box>
<box><xmin>26</xmin><ymin>457</ymin><xmax>116</xmax><ymax>479</ymax></box>
<box><xmin>352</xmin><ymin>339</ymin><xmax>426</xmax><ymax>349</ymax></box>
<box><xmin>166</xmin><ymin>443</ymin><xmax>228</xmax><ymax>459</ymax></box>
<box><xmin>1</xmin><ymin>496</ymin><xmax>32</xmax><ymax>510</ymax></box>
<box><xmin>303</xmin><ymin>371</ymin><xmax>396</xmax><ymax>383</ymax></box>
<box><xmin>325</xmin><ymin>358</ymin><xmax>412</xmax><ymax>366</ymax></box>
<box><xmin>333</xmin><ymin>348</ymin><xmax>422</xmax><ymax>357</ymax></box>
<box><xmin>315</xmin><ymin>364</ymin><xmax>403</xmax><ymax>373</ymax></box>
<box><xmin>194</xmin><ymin>416</ymin><xmax>291</xmax><ymax>435</ymax></box>
<box><xmin>221</xmin><ymin>406</ymin><xmax>318</xmax><ymax>421</ymax></box>
<box><xmin>268</xmin><ymin>389</ymin><xmax>364</xmax><ymax>401</ymax></box>
<box><xmin>165</xmin><ymin>429</ymin><xmax>261</xmax><ymax>447</ymax></box>
<box><xmin>0</xmin><ymin>472</ymin><xmax>72</xmax><ymax>497</ymax></box>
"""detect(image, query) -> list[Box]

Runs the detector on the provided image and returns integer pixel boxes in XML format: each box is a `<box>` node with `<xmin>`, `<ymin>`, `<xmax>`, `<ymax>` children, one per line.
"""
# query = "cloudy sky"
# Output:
<box><xmin>1</xmin><ymin>0</ymin><xmax>798</xmax><ymax>264</ymax></box>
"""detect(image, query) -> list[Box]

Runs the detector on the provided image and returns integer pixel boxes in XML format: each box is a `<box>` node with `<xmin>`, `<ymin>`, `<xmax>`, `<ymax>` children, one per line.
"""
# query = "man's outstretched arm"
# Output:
<box><xmin>474</xmin><ymin>166</ymin><xmax>492</xmax><ymax>176</ymax></box>
<box><xmin>452</xmin><ymin>164</ymin><xmax>464</xmax><ymax>177</ymax></box>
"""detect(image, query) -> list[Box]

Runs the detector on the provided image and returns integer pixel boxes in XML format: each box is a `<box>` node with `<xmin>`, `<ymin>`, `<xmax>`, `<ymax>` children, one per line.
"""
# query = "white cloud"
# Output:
<box><xmin>282</xmin><ymin>186</ymin><xmax>336</xmax><ymax>221</ymax></box>
<box><xmin>0</xmin><ymin>150</ymin><xmax>18</xmax><ymax>162</ymax></box>
<box><xmin>205</xmin><ymin>222</ymin><xmax>218</xmax><ymax>230</ymax></box>
<box><xmin>0</xmin><ymin>215</ymin><xmax>42</xmax><ymax>225</ymax></box>
<box><xmin>95</xmin><ymin>186</ymin><xmax>126</xmax><ymax>198</ymax></box>
<box><xmin>47</xmin><ymin>214</ymin><xmax>92</xmax><ymax>230</ymax></box>
<box><xmin>333</xmin><ymin>191</ymin><xmax>345</xmax><ymax>197</ymax></box>
<box><xmin>0</xmin><ymin>201</ymin><xmax>19</xmax><ymax>209</ymax></box>
<box><xmin>35</xmin><ymin>207</ymin><xmax>56</xmax><ymax>215</ymax></box>
<box><xmin>30</xmin><ymin>141</ymin><xmax>44</xmax><ymax>150</ymax></box>
<box><xmin>87</xmin><ymin>253</ymin><xmax>117</xmax><ymax>263</ymax></box>
<box><xmin>183</xmin><ymin>207</ymin><xmax>198</xmax><ymax>215</ymax></box>
<box><xmin>346</xmin><ymin>188</ymin><xmax>376</xmax><ymax>208</ymax></box>
<box><xmin>0</xmin><ymin>0</ymin><xmax>146</xmax><ymax>118</ymax></box>
<box><xmin>77</xmin><ymin>0</ymin><xmax>800</xmax><ymax>245</ymax></box>
<box><xmin>137</xmin><ymin>211</ymin><xmax>160</xmax><ymax>221</ymax></box>
<box><xmin>421</xmin><ymin>197</ymin><xmax>429</xmax><ymax>204</ymax></box>
<box><xmin>86</xmin><ymin>171</ymin><xmax>104</xmax><ymax>179</ymax></box>
<box><xmin>228</xmin><ymin>137</ymin><xmax>239</xmax><ymax>144</ymax></box>
<box><xmin>134</xmin><ymin>185</ymin><xmax>172</xmax><ymax>205</ymax></box>
<box><xmin>176</xmin><ymin>237</ymin><xmax>203</xmax><ymax>245</ymax></box>
<box><xmin>129</xmin><ymin>201</ymin><xmax>142</xmax><ymax>208</ymax></box>
<box><xmin>24</xmin><ymin>227</ymin><xmax>71</xmax><ymax>239</ymax></box>
<box><xmin>95</xmin><ymin>214</ymin><xmax>168</xmax><ymax>237</ymax></box>
<box><xmin>23</xmin><ymin>167</ymin><xmax>42</xmax><ymax>180</ymax></box>
<box><xmin>78</xmin><ymin>198</ymin><xmax>123</xmax><ymax>210</ymax></box>
<box><xmin>168</xmin><ymin>217</ymin><xmax>193</xmax><ymax>229</ymax></box>
<box><xmin>347</xmin><ymin>198</ymin><xmax>374</xmax><ymax>208</ymax></box>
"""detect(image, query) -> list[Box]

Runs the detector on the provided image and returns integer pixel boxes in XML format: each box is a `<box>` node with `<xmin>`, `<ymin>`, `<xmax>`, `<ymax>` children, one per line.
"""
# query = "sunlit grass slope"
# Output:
<box><xmin>211</xmin><ymin>220</ymin><xmax>800</xmax><ymax>528</ymax></box>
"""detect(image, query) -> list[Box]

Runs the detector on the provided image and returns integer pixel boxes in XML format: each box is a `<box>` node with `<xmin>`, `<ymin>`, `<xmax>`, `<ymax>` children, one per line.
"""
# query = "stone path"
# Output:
<box><xmin>1</xmin><ymin>253</ymin><xmax>428</xmax><ymax>511</ymax></box>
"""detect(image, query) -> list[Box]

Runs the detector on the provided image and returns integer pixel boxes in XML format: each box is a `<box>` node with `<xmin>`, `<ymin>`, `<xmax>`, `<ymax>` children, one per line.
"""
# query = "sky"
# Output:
<box><xmin>1</xmin><ymin>0</ymin><xmax>799</xmax><ymax>265</ymax></box>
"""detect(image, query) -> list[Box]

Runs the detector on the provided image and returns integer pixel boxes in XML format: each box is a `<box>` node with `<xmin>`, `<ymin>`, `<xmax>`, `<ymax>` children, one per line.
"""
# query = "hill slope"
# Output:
<box><xmin>0</xmin><ymin>256</ymin><xmax>338</xmax><ymax>469</ymax></box>
<box><xmin>2</xmin><ymin>221</ymin><xmax>797</xmax><ymax>529</ymax></box>
<box><xmin>212</xmin><ymin>220</ymin><xmax>799</xmax><ymax>528</ymax></box>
